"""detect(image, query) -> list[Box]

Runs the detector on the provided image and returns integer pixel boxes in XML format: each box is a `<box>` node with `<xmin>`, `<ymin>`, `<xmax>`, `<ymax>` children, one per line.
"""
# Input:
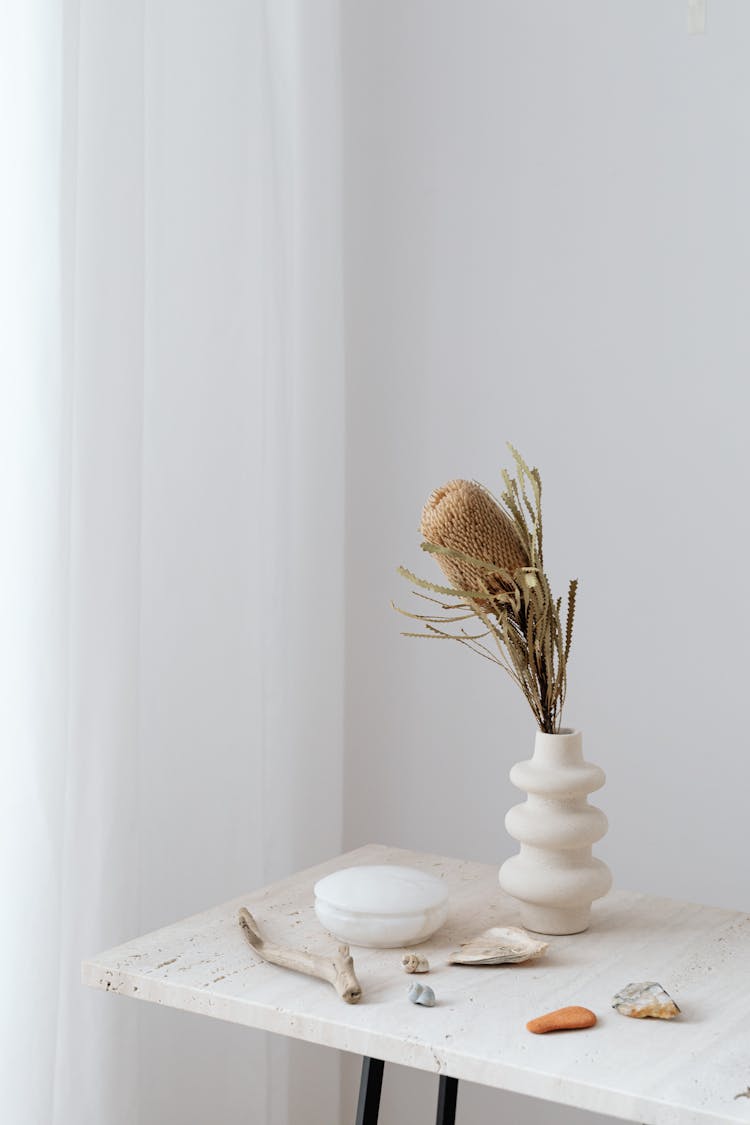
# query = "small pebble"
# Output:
<box><xmin>401</xmin><ymin>952</ymin><xmax>430</xmax><ymax>974</ymax></box>
<box><xmin>408</xmin><ymin>982</ymin><xmax>436</xmax><ymax>1007</ymax></box>
<box><xmin>612</xmin><ymin>982</ymin><xmax>680</xmax><ymax>1020</ymax></box>
<box><xmin>526</xmin><ymin>1006</ymin><xmax>596</xmax><ymax>1034</ymax></box>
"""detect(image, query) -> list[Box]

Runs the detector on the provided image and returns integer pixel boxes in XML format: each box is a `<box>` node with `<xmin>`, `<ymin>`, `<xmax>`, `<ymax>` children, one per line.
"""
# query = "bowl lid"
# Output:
<box><xmin>314</xmin><ymin>865</ymin><xmax>448</xmax><ymax>916</ymax></box>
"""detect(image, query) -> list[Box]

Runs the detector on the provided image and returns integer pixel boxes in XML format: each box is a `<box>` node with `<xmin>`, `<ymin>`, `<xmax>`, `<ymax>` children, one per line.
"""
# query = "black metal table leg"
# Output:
<box><xmin>356</xmin><ymin>1056</ymin><xmax>384</xmax><ymax>1125</ymax></box>
<box><xmin>436</xmin><ymin>1074</ymin><xmax>459</xmax><ymax>1125</ymax></box>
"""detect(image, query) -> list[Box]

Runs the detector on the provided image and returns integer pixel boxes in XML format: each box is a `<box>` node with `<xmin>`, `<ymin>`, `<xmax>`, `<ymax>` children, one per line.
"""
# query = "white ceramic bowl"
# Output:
<box><xmin>314</xmin><ymin>864</ymin><xmax>449</xmax><ymax>948</ymax></box>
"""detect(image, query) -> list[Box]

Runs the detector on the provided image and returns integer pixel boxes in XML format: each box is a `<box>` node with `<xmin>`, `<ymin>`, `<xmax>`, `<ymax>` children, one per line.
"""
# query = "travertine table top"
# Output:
<box><xmin>83</xmin><ymin>844</ymin><xmax>750</xmax><ymax>1124</ymax></box>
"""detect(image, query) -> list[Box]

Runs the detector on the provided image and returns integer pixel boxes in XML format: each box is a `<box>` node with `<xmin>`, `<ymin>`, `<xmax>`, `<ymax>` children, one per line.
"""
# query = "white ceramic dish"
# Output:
<box><xmin>314</xmin><ymin>864</ymin><xmax>449</xmax><ymax>948</ymax></box>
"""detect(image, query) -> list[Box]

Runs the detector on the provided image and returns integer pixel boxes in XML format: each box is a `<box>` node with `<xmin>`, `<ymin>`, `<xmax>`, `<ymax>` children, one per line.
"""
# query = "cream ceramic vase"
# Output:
<box><xmin>498</xmin><ymin>728</ymin><xmax>612</xmax><ymax>935</ymax></box>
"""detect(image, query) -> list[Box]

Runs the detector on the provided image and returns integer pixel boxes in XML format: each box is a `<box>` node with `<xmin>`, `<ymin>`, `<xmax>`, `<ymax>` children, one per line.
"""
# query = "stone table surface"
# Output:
<box><xmin>83</xmin><ymin>844</ymin><xmax>750</xmax><ymax>1124</ymax></box>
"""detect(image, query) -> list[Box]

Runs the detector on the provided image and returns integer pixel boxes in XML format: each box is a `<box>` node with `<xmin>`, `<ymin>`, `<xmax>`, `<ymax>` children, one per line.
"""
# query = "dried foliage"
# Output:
<box><xmin>395</xmin><ymin>446</ymin><xmax>577</xmax><ymax>734</ymax></box>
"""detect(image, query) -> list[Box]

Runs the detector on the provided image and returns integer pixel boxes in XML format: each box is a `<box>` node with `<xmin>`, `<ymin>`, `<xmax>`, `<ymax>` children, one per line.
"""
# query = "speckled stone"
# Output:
<box><xmin>613</xmin><ymin>982</ymin><xmax>680</xmax><ymax>1020</ymax></box>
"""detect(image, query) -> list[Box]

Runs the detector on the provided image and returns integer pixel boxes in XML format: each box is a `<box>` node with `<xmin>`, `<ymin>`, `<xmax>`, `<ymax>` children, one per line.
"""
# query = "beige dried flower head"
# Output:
<box><xmin>420</xmin><ymin>479</ymin><xmax>528</xmax><ymax>598</ymax></box>
<box><xmin>396</xmin><ymin>447</ymin><xmax>578</xmax><ymax>735</ymax></box>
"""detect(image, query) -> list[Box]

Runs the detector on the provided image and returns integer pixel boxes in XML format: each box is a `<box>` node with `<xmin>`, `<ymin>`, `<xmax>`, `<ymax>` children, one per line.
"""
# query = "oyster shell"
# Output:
<box><xmin>612</xmin><ymin>981</ymin><xmax>680</xmax><ymax>1019</ymax></box>
<box><xmin>448</xmin><ymin>925</ymin><xmax>549</xmax><ymax>966</ymax></box>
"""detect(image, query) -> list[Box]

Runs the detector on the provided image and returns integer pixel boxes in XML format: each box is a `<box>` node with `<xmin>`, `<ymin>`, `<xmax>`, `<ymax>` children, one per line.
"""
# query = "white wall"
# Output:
<box><xmin>342</xmin><ymin>2</ymin><xmax>750</xmax><ymax>1121</ymax></box>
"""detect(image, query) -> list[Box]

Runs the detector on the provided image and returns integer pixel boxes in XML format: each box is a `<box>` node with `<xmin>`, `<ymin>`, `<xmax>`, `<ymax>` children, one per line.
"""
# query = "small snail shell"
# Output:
<box><xmin>407</xmin><ymin>981</ymin><xmax>436</xmax><ymax>1007</ymax></box>
<box><xmin>401</xmin><ymin>952</ymin><xmax>430</xmax><ymax>974</ymax></box>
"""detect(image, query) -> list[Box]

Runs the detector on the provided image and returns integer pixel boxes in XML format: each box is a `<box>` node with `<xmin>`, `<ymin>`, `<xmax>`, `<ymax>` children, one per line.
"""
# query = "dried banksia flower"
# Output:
<box><xmin>420</xmin><ymin>480</ymin><xmax>528</xmax><ymax>598</ymax></box>
<box><xmin>396</xmin><ymin>447</ymin><xmax>578</xmax><ymax>735</ymax></box>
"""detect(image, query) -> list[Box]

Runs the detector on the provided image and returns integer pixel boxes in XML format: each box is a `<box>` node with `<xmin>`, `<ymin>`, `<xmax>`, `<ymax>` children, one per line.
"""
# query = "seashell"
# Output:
<box><xmin>408</xmin><ymin>981</ymin><xmax>436</xmax><ymax>1007</ymax></box>
<box><xmin>527</xmin><ymin>1006</ymin><xmax>597</xmax><ymax>1034</ymax></box>
<box><xmin>448</xmin><ymin>926</ymin><xmax>549</xmax><ymax>966</ymax></box>
<box><xmin>401</xmin><ymin>952</ymin><xmax>430</xmax><ymax>974</ymax></box>
<box><xmin>612</xmin><ymin>981</ymin><xmax>680</xmax><ymax>1020</ymax></box>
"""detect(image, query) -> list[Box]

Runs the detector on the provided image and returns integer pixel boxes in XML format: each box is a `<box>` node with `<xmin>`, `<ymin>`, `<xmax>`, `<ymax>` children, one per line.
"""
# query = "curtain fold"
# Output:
<box><xmin>1</xmin><ymin>2</ymin><xmax>345</xmax><ymax>1122</ymax></box>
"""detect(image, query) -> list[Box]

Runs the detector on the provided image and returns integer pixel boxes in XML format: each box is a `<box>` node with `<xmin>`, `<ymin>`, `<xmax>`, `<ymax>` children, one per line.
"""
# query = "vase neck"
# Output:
<box><xmin>532</xmin><ymin>729</ymin><xmax>583</xmax><ymax>767</ymax></box>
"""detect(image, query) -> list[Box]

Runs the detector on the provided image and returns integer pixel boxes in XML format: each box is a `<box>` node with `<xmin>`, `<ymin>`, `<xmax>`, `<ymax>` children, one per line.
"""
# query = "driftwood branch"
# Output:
<box><xmin>238</xmin><ymin>907</ymin><xmax>362</xmax><ymax>1004</ymax></box>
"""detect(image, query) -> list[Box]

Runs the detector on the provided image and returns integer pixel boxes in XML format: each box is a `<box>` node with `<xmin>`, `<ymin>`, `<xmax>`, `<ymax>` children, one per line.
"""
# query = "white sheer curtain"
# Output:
<box><xmin>0</xmin><ymin>2</ymin><xmax>344</xmax><ymax>1123</ymax></box>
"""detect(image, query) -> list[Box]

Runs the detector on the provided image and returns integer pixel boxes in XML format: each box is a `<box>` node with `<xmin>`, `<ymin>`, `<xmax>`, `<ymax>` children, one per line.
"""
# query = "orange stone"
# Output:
<box><xmin>526</xmin><ymin>1006</ymin><xmax>597</xmax><ymax>1034</ymax></box>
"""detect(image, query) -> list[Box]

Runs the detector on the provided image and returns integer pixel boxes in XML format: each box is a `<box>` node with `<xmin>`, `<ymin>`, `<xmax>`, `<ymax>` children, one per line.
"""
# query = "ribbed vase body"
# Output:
<box><xmin>498</xmin><ymin>729</ymin><xmax>612</xmax><ymax>935</ymax></box>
